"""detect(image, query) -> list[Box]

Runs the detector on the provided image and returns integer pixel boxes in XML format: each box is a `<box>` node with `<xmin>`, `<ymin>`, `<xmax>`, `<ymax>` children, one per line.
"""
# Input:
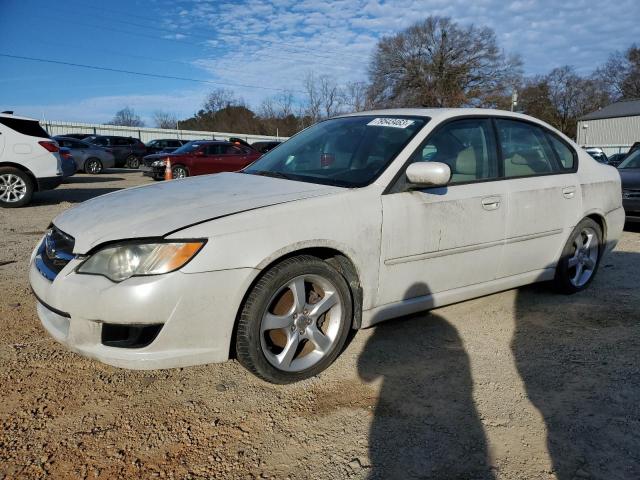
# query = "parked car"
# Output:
<box><xmin>29</xmin><ymin>109</ymin><xmax>624</xmax><ymax>383</ymax></box>
<box><xmin>141</xmin><ymin>140</ymin><xmax>261</xmax><ymax>180</ymax></box>
<box><xmin>54</xmin><ymin>136</ymin><xmax>116</xmax><ymax>174</ymax></box>
<box><xmin>607</xmin><ymin>153</ymin><xmax>627</xmax><ymax>167</ymax></box>
<box><xmin>83</xmin><ymin>135</ymin><xmax>146</xmax><ymax>168</ymax></box>
<box><xmin>585</xmin><ymin>147</ymin><xmax>608</xmax><ymax>164</ymax></box>
<box><xmin>59</xmin><ymin>147</ymin><xmax>77</xmax><ymax>178</ymax></box>
<box><xmin>0</xmin><ymin>112</ymin><xmax>63</xmax><ymax>207</ymax></box>
<box><xmin>618</xmin><ymin>149</ymin><xmax>640</xmax><ymax>222</ymax></box>
<box><xmin>145</xmin><ymin>138</ymin><xmax>187</xmax><ymax>156</ymax></box>
<box><xmin>252</xmin><ymin>140</ymin><xmax>282</xmax><ymax>153</ymax></box>
<box><xmin>59</xmin><ymin>133</ymin><xmax>93</xmax><ymax>140</ymax></box>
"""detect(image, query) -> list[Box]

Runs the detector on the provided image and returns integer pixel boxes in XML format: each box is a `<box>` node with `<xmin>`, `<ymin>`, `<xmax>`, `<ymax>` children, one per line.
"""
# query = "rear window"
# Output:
<box><xmin>0</xmin><ymin>117</ymin><xmax>50</xmax><ymax>138</ymax></box>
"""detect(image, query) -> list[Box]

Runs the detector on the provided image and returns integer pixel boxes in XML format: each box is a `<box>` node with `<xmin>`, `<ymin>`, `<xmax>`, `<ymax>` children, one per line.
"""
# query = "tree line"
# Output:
<box><xmin>108</xmin><ymin>16</ymin><xmax>640</xmax><ymax>140</ymax></box>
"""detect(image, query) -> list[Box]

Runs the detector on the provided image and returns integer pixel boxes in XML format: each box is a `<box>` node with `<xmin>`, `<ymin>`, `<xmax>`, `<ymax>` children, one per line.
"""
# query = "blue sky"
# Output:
<box><xmin>0</xmin><ymin>0</ymin><xmax>638</xmax><ymax>126</ymax></box>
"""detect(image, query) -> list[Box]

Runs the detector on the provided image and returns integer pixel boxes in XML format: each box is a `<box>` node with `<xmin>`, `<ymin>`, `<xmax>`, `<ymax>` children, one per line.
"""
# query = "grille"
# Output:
<box><xmin>36</xmin><ymin>226</ymin><xmax>75</xmax><ymax>280</ymax></box>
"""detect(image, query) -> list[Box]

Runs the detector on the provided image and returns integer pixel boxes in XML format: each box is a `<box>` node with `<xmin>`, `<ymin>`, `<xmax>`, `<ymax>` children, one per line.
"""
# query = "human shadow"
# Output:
<box><xmin>512</xmin><ymin>249</ymin><xmax>640</xmax><ymax>479</ymax></box>
<box><xmin>358</xmin><ymin>283</ymin><xmax>495</xmax><ymax>479</ymax></box>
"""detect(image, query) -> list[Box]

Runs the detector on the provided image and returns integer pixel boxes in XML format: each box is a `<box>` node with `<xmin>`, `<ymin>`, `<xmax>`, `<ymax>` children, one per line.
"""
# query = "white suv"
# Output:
<box><xmin>0</xmin><ymin>112</ymin><xmax>63</xmax><ymax>207</ymax></box>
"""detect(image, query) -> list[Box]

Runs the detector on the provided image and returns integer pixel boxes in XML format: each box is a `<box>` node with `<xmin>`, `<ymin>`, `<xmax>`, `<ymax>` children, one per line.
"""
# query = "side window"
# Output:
<box><xmin>545</xmin><ymin>132</ymin><xmax>576</xmax><ymax>170</ymax></box>
<box><xmin>93</xmin><ymin>137</ymin><xmax>108</xmax><ymax>146</ymax></box>
<box><xmin>204</xmin><ymin>144</ymin><xmax>222</xmax><ymax>155</ymax></box>
<box><xmin>496</xmin><ymin>119</ymin><xmax>559</xmax><ymax>177</ymax></box>
<box><xmin>224</xmin><ymin>145</ymin><xmax>243</xmax><ymax>155</ymax></box>
<box><xmin>410</xmin><ymin>118</ymin><xmax>498</xmax><ymax>183</ymax></box>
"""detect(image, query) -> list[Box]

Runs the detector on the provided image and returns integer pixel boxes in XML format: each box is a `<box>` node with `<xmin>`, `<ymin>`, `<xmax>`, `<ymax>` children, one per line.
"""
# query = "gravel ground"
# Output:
<box><xmin>1</xmin><ymin>171</ymin><xmax>639</xmax><ymax>480</ymax></box>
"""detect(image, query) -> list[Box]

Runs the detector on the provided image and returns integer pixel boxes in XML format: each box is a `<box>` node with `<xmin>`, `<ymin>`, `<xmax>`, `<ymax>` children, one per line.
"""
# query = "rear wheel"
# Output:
<box><xmin>84</xmin><ymin>158</ymin><xmax>103</xmax><ymax>174</ymax></box>
<box><xmin>126</xmin><ymin>155</ymin><xmax>140</xmax><ymax>169</ymax></box>
<box><xmin>236</xmin><ymin>255</ymin><xmax>353</xmax><ymax>383</ymax></box>
<box><xmin>554</xmin><ymin>218</ymin><xmax>603</xmax><ymax>294</ymax></box>
<box><xmin>0</xmin><ymin>167</ymin><xmax>33</xmax><ymax>208</ymax></box>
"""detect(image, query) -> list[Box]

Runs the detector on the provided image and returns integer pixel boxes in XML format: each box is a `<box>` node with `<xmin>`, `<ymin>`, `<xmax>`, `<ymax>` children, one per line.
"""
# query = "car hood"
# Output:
<box><xmin>54</xmin><ymin>172</ymin><xmax>344</xmax><ymax>253</ymax></box>
<box><xmin>620</xmin><ymin>168</ymin><xmax>640</xmax><ymax>189</ymax></box>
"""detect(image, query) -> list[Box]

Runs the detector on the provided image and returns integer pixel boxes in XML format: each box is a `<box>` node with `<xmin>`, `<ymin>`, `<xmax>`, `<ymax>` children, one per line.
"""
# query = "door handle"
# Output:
<box><xmin>562</xmin><ymin>186</ymin><xmax>576</xmax><ymax>199</ymax></box>
<box><xmin>481</xmin><ymin>196</ymin><xmax>501</xmax><ymax>211</ymax></box>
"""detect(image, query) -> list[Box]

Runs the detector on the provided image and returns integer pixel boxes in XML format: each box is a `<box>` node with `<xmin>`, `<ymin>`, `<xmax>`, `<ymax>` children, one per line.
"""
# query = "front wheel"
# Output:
<box><xmin>554</xmin><ymin>218</ymin><xmax>603</xmax><ymax>294</ymax></box>
<box><xmin>236</xmin><ymin>255</ymin><xmax>353</xmax><ymax>383</ymax></box>
<box><xmin>0</xmin><ymin>167</ymin><xmax>34</xmax><ymax>208</ymax></box>
<box><xmin>172</xmin><ymin>165</ymin><xmax>188</xmax><ymax>178</ymax></box>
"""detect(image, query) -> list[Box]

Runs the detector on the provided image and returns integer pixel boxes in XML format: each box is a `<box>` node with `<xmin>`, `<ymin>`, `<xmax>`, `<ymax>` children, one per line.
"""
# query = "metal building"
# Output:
<box><xmin>576</xmin><ymin>99</ymin><xmax>640</xmax><ymax>156</ymax></box>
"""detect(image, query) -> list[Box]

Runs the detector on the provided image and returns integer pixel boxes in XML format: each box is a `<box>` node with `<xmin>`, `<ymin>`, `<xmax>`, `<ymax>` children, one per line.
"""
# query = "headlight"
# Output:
<box><xmin>152</xmin><ymin>160</ymin><xmax>165</xmax><ymax>167</ymax></box>
<box><xmin>77</xmin><ymin>241</ymin><xmax>205</xmax><ymax>282</ymax></box>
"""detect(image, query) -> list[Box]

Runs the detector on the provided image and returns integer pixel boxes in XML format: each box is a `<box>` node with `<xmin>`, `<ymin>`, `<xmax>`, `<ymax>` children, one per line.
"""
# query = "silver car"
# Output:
<box><xmin>54</xmin><ymin>136</ymin><xmax>116</xmax><ymax>174</ymax></box>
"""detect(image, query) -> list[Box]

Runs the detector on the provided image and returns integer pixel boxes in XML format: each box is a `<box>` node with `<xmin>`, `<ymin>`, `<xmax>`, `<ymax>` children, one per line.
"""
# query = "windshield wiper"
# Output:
<box><xmin>245</xmin><ymin>170</ymin><xmax>294</xmax><ymax>180</ymax></box>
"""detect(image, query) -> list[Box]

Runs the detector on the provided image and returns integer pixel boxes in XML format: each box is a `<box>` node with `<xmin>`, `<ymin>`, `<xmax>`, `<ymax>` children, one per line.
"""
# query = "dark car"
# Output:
<box><xmin>54</xmin><ymin>136</ymin><xmax>116</xmax><ymax>174</ymax></box>
<box><xmin>607</xmin><ymin>153</ymin><xmax>627</xmax><ymax>167</ymax></box>
<box><xmin>619</xmin><ymin>149</ymin><xmax>640</xmax><ymax>222</ymax></box>
<box><xmin>59</xmin><ymin>133</ymin><xmax>93</xmax><ymax>140</ymax></box>
<box><xmin>141</xmin><ymin>140</ymin><xmax>261</xmax><ymax>180</ymax></box>
<box><xmin>83</xmin><ymin>135</ymin><xmax>146</xmax><ymax>168</ymax></box>
<box><xmin>145</xmin><ymin>138</ymin><xmax>187</xmax><ymax>156</ymax></box>
<box><xmin>59</xmin><ymin>147</ymin><xmax>77</xmax><ymax>178</ymax></box>
<box><xmin>251</xmin><ymin>141</ymin><xmax>282</xmax><ymax>153</ymax></box>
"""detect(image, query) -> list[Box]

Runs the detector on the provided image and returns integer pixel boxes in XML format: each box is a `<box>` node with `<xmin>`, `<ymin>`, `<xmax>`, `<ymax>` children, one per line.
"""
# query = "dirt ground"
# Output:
<box><xmin>1</xmin><ymin>170</ymin><xmax>639</xmax><ymax>480</ymax></box>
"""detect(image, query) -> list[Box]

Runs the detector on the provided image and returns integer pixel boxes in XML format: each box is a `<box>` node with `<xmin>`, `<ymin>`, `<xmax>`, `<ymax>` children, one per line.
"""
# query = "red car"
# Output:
<box><xmin>141</xmin><ymin>140</ymin><xmax>261</xmax><ymax>180</ymax></box>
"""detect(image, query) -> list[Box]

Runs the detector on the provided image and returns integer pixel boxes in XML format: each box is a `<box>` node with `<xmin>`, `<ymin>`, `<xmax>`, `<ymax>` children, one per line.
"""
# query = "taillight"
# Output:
<box><xmin>61</xmin><ymin>150</ymin><xmax>72</xmax><ymax>159</ymax></box>
<box><xmin>39</xmin><ymin>141</ymin><xmax>59</xmax><ymax>153</ymax></box>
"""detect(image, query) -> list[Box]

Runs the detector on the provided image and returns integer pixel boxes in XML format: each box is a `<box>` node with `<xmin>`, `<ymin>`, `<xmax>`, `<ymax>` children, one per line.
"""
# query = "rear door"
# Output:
<box><xmin>495</xmin><ymin>118</ymin><xmax>581</xmax><ymax>278</ymax></box>
<box><xmin>217</xmin><ymin>145</ymin><xmax>254</xmax><ymax>171</ymax></box>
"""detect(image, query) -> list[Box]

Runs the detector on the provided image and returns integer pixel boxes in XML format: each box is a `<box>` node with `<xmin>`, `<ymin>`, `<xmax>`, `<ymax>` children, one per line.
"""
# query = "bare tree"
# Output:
<box><xmin>343</xmin><ymin>81</ymin><xmax>369</xmax><ymax>113</ymax></box>
<box><xmin>153</xmin><ymin>110</ymin><xmax>178</xmax><ymax>129</ymax></box>
<box><xmin>108</xmin><ymin>107</ymin><xmax>145</xmax><ymax>127</ymax></box>
<box><xmin>203</xmin><ymin>88</ymin><xmax>238</xmax><ymax>113</ymax></box>
<box><xmin>367</xmin><ymin>16</ymin><xmax>521</xmax><ymax>108</ymax></box>
<box><xmin>595</xmin><ymin>44</ymin><xmax>640</xmax><ymax>100</ymax></box>
<box><xmin>303</xmin><ymin>72</ymin><xmax>344</xmax><ymax>122</ymax></box>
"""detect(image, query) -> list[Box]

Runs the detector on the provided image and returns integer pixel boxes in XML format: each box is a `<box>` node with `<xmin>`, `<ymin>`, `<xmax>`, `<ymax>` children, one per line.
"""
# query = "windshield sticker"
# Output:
<box><xmin>367</xmin><ymin>118</ymin><xmax>415</xmax><ymax>129</ymax></box>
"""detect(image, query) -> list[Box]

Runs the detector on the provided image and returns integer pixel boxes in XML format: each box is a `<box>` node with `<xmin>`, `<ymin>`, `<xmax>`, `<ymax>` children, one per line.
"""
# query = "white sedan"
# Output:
<box><xmin>29</xmin><ymin>109</ymin><xmax>624</xmax><ymax>383</ymax></box>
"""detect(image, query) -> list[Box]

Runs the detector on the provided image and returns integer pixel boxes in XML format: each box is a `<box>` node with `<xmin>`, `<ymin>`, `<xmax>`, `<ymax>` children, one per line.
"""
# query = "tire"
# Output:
<box><xmin>126</xmin><ymin>155</ymin><xmax>140</xmax><ymax>169</ymax></box>
<box><xmin>0</xmin><ymin>167</ymin><xmax>34</xmax><ymax>208</ymax></box>
<box><xmin>84</xmin><ymin>158</ymin><xmax>103</xmax><ymax>174</ymax></box>
<box><xmin>236</xmin><ymin>255</ymin><xmax>353</xmax><ymax>384</ymax></box>
<box><xmin>172</xmin><ymin>165</ymin><xmax>188</xmax><ymax>179</ymax></box>
<box><xmin>554</xmin><ymin>218</ymin><xmax>603</xmax><ymax>294</ymax></box>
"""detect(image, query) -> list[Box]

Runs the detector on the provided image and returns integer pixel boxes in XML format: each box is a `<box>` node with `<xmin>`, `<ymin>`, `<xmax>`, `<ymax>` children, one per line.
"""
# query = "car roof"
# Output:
<box><xmin>0</xmin><ymin>112</ymin><xmax>39</xmax><ymax>121</ymax></box>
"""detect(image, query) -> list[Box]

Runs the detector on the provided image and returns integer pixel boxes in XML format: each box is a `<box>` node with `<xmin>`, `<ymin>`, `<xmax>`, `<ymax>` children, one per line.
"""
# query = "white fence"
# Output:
<box><xmin>42</xmin><ymin>120</ymin><xmax>285</xmax><ymax>144</ymax></box>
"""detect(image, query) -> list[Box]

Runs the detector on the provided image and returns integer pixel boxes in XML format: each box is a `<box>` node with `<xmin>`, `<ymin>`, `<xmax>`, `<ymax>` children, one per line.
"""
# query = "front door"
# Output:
<box><xmin>378</xmin><ymin>118</ymin><xmax>508</xmax><ymax>305</ymax></box>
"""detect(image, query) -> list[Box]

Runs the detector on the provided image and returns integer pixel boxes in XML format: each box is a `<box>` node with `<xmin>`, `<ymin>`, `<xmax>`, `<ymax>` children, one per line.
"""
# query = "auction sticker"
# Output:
<box><xmin>367</xmin><ymin>118</ymin><xmax>415</xmax><ymax>128</ymax></box>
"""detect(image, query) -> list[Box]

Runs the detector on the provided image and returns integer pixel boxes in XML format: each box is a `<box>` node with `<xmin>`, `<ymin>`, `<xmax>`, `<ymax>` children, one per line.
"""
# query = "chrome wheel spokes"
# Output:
<box><xmin>0</xmin><ymin>174</ymin><xmax>27</xmax><ymax>203</ymax></box>
<box><xmin>260</xmin><ymin>274</ymin><xmax>343</xmax><ymax>372</ymax></box>
<box><xmin>568</xmin><ymin>227</ymin><xmax>599</xmax><ymax>287</ymax></box>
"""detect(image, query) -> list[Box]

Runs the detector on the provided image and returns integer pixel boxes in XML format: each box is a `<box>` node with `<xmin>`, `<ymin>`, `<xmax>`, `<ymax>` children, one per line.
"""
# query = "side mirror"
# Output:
<box><xmin>194</xmin><ymin>150</ymin><xmax>205</xmax><ymax>156</ymax></box>
<box><xmin>405</xmin><ymin>162</ymin><xmax>451</xmax><ymax>188</ymax></box>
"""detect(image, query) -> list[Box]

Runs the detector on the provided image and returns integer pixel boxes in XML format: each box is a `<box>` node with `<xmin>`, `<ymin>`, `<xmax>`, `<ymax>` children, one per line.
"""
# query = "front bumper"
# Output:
<box><xmin>141</xmin><ymin>165</ymin><xmax>164</xmax><ymax>179</ymax></box>
<box><xmin>622</xmin><ymin>197</ymin><xmax>640</xmax><ymax>222</ymax></box>
<box><xmin>29</xmin><ymin>250</ymin><xmax>258</xmax><ymax>370</ymax></box>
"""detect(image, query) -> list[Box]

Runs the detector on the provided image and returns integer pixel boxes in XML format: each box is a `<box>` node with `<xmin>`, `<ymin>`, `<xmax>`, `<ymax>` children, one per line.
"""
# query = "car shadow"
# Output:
<box><xmin>63</xmin><ymin>175</ymin><xmax>126</xmax><ymax>184</ymax></box>
<box><xmin>357</xmin><ymin>282</ymin><xmax>495</xmax><ymax>479</ymax></box>
<box><xmin>512</xmin><ymin>249</ymin><xmax>640</xmax><ymax>479</ymax></box>
<box><xmin>31</xmin><ymin>188</ymin><xmax>122</xmax><ymax>205</ymax></box>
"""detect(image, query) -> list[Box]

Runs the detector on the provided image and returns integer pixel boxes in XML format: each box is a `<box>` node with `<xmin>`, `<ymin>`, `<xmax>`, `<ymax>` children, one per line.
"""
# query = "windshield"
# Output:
<box><xmin>243</xmin><ymin>115</ymin><xmax>428</xmax><ymax>187</ymax></box>
<box><xmin>618</xmin><ymin>149</ymin><xmax>640</xmax><ymax>169</ymax></box>
<box><xmin>173</xmin><ymin>141</ymin><xmax>204</xmax><ymax>154</ymax></box>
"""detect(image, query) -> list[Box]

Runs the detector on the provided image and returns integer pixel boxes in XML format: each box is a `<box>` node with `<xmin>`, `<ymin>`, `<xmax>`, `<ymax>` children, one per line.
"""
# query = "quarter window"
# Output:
<box><xmin>410</xmin><ymin>118</ymin><xmax>498</xmax><ymax>183</ymax></box>
<box><xmin>496</xmin><ymin>119</ymin><xmax>558</xmax><ymax>177</ymax></box>
<box><xmin>545</xmin><ymin>133</ymin><xmax>576</xmax><ymax>170</ymax></box>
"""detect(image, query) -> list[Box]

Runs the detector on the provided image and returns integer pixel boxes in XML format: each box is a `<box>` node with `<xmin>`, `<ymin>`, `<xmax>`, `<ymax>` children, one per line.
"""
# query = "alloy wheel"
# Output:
<box><xmin>259</xmin><ymin>274</ymin><xmax>343</xmax><ymax>372</ymax></box>
<box><xmin>0</xmin><ymin>173</ymin><xmax>28</xmax><ymax>203</ymax></box>
<box><xmin>568</xmin><ymin>226</ymin><xmax>599</xmax><ymax>287</ymax></box>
